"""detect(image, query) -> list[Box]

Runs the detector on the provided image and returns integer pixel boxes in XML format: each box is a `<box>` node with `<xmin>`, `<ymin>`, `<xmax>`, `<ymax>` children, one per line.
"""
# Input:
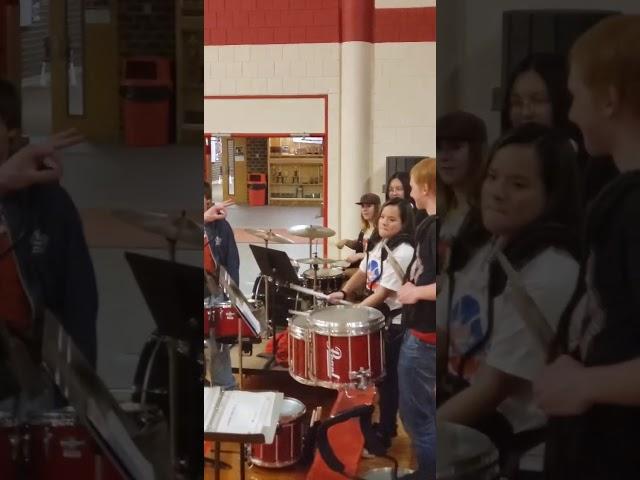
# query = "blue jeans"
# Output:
<box><xmin>210</xmin><ymin>334</ymin><xmax>236</xmax><ymax>390</ymax></box>
<box><xmin>398</xmin><ymin>331</ymin><xmax>436</xmax><ymax>479</ymax></box>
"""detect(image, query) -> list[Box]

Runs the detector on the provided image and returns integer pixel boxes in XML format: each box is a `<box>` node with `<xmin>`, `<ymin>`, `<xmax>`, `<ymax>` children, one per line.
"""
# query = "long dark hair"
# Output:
<box><xmin>451</xmin><ymin>123</ymin><xmax>583</xmax><ymax>271</ymax></box>
<box><xmin>368</xmin><ymin>197</ymin><xmax>415</xmax><ymax>252</ymax></box>
<box><xmin>501</xmin><ymin>53</ymin><xmax>578</xmax><ymax>139</ymax></box>
<box><xmin>385</xmin><ymin>171</ymin><xmax>415</xmax><ymax>206</ymax></box>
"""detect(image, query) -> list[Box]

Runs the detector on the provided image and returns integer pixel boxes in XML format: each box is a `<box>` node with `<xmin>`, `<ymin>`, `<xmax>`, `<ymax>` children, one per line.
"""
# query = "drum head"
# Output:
<box><xmin>437</xmin><ymin>422</ymin><xmax>499</xmax><ymax>480</ymax></box>
<box><xmin>30</xmin><ymin>407</ymin><xmax>77</xmax><ymax>427</ymax></box>
<box><xmin>302</xmin><ymin>268</ymin><xmax>342</xmax><ymax>279</ymax></box>
<box><xmin>279</xmin><ymin>397</ymin><xmax>306</xmax><ymax>424</ymax></box>
<box><xmin>309</xmin><ymin>305</ymin><xmax>385</xmax><ymax>336</ymax></box>
<box><xmin>288</xmin><ymin>314</ymin><xmax>310</xmax><ymax>337</ymax></box>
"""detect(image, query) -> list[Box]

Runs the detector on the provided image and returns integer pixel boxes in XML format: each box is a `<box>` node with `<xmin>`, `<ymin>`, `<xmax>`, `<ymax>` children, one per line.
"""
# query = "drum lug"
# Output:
<box><xmin>245</xmin><ymin>444</ymin><xmax>253</xmax><ymax>468</ymax></box>
<box><xmin>8</xmin><ymin>431</ymin><xmax>21</xmax><ymax>461</ymax></box>
<box><xmin>349</xmin><ymin>367</ymin><xmax>372</xmax><ymax>390</ymax></box>
<box><xmin>22</xmin><ymin>431</ymin><xmax>31</xmax><ymax>463</ymax></box>
<box><xmin>44</xmin><ymin>427</ymin><xmax>53</xmax><ymax>458</ymax></box>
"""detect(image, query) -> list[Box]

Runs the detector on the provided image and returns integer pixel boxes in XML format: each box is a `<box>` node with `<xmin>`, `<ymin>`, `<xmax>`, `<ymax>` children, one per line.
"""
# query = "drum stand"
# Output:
<box><xmin>139</xmin><ymin>335</ymin><xmax>181</xmax><ymax>474</ymax></box>
<box><xmin>256</xmin><ymin>235</ymin><xmax>276</xmax><ymax>370</ymax></box>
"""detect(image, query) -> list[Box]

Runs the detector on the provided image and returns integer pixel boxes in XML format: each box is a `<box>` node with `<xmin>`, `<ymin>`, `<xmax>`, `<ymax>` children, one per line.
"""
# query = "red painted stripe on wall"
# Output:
<box><xmin>375</xmin><ymin>7</ymin><xmax>436</xmax><ymax>43</ymax></box>
<box><xmin>204</xmin><ymin>1</ymin><xmax>435</xmax><ymax>45</ymax></box>
<box><xmin>341</xmin><ymin>0</ymin><xmax>374</xmax><ymax>43</ymax></box>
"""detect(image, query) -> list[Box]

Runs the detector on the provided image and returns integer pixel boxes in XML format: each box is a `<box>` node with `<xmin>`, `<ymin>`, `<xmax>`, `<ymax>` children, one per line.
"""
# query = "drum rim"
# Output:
<box><xmin>249</xmin><ymin>455</ymin><xmax>301</xmax><ymax>468</ymax></box>
<box><xmin>312</xmin><ymin>369</ymin><xmax>386</xmax><ymax>390</ymax></box>
<box><xmin>29</xmin><ymin>411</ymin><xmax>77</xmax><ymax>427</ymax></box>
<box><xmin>0</xmin><ymin>411</ymin><xmax>18</xmax><ymax>427</ymax></box>
<box><xmin>279</xmin><ymin>397</ymin><xmax>306</xmax><ymax>424</ymax></box>
<box><xmin>207</xmin><ymin>299</ymin><xmax>263</xmax><ymax>309</ymax></box>
<box><xmin>437</xmin><ymin>422</ymin><xmax>501</xmax><ymax>478</ymax></box>
<box><xmin>309</xmin><ymin>305</ymin><xmax>385</xmax><ymax>335</ymax></box>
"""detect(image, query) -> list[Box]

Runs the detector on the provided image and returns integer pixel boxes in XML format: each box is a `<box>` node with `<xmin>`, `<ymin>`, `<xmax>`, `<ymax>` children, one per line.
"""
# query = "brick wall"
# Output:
<box><xmin>246</xmin><ymin>137</ymin><xmax>268</xmax><ymax>173</ymax></box>
<box><xmin>118</xmin><ymin>0</ymin><xmax>175</xmax><ymax>58</ymax></box>
<box><xmin>205</xmin><ymin>0</ymin><xmax>341</xmax><ymax>46</ymax></box>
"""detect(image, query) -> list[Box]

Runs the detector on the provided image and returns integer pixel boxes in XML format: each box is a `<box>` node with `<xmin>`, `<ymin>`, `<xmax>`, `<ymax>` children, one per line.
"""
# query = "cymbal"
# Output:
<box><xmin>245</xmin><ymin>228</ymin><xmax>294</xmax><ymax>244</ymax></box>
<box><xmin>288</xmin><ymin>224</ymin><xmax>335</xmax><ymax>239</ymax></box>
<box><xmin>112</xmin><ymin>209</ymin><xmax>203</xmax><ymax>247</ymax></box>
<box><xmin>297</xmin><ymin>257</ymin><xmax>339</xmax><ymax>265</ymax></box>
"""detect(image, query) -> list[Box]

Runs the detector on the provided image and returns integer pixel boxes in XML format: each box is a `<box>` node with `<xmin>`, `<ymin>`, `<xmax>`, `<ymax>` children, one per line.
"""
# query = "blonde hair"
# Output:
<box><xmin>360</xmin><ymin>203</ymin><xmax>380</xmax><ymax>231</ymax></box>
<box><xmin>571</xmin><ymin>15</ymin><xmax>640</xmax><ymax>116</ymax></box>
<box><xmin>411</xmin><ymin>157</ymin><xmax>436</xmax><ymax>195</ymax></box>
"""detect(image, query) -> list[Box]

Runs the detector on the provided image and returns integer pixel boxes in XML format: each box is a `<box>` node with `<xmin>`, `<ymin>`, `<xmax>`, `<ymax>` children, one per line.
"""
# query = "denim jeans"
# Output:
<box><xmin>398</xmin><ymin>331</ymin><xmax>436</xmax><ymax>479</ymax></box>
<box><xmin>210</xmin><ymin>334</ymin><xmax>236</xmax><ymax>390</ymax></box>
<box><xmin>377</xmin><ymin>323</ymin><xmax>405</xmax><ymax>439</ymax></box>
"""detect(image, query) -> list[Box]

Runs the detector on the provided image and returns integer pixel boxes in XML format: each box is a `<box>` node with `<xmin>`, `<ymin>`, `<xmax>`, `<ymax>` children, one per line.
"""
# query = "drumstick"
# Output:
<box><xmin>288</xmin><ymin>310</ymin><xmax>310</xmax><ymax>317</ymax></box>
<box><xmin>491</xmin><ymin>248</ymin><xmax>554</xmax><ymax>350</ymax></box>
<box><xmin>287</xmin><ymin>282</ymin><xmax>353</xmax><ymax>306</ymax></box>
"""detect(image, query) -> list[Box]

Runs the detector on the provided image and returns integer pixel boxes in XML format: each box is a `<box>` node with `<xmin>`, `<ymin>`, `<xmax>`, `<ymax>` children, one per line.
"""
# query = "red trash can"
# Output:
<box><xmin>120</xmin><ymin>57</ymin><xmax>173</xmax><ymax>147</ymax></box>
<box><xmin>248</xmin><ymin>183</ymin><xmax>267</xmax><ymax>206</ymax></box>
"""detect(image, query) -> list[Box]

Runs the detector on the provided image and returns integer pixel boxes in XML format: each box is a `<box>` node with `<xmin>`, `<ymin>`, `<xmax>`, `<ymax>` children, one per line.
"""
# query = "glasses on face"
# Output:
<box><xmin>388</xmin><ymin>187</ymin><xmax>404</xmax><ymax>193</ymax></box>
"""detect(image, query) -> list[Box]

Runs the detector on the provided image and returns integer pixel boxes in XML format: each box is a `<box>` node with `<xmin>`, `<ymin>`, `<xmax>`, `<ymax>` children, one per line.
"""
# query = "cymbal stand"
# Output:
<box><xmin>256</xmin><ymin>235</ymin><xmax>276</xmax><ymax>369</ymax></box>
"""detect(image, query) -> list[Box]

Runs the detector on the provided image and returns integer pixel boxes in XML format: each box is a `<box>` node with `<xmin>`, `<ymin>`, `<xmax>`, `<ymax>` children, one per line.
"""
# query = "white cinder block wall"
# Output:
<box><xmin>205</xmin><ymin>0</ymin><xmax>436</xmax><ymax>247</ymax></box>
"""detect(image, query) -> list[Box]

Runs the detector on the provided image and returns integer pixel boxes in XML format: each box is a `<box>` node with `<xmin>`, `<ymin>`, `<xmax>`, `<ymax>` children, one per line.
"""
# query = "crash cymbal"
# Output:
<box><xmin>288</xmin><ymin>224</ymin><xmax>335</xmax><ymax>239</ymax></box>
<box><xmin>245</xmin><ymin>228</ymin><xmax>294</xmax><ymax>244</ymax></box>
<box><xmin>112</xmin><ymin>209</ymin><xmax>203</xmax><ymax>247</ymax></box>
<box><xmin>297</xmin><ymin>257</ymin><xmax>339</xmax><ymax>265</ymax></box>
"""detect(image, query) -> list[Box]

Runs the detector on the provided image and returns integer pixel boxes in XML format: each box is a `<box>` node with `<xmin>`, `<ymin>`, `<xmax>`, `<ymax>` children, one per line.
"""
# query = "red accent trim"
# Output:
<box><xmin>375</xmin><ymin>7</ymin><xmax>436</xmax><ymax>43</ymax></box>
<box><xmin>341</xmin><ymin>0</ymin><xmax>374</xmax><ymax>43</ymax></box>
<box><xmin>411</xmin><ymin>329</ymin><xmax>436</xmax><ymax>345</ymax></box>
<box><xmin>205</xmin><ymin>6</ymin><xmax>435</xmax><ymax>46</ymax></box>
<box><xmin>204</xmin><ymin>94</ymin><xmax>330</xmax><ymax>257</ymax></box>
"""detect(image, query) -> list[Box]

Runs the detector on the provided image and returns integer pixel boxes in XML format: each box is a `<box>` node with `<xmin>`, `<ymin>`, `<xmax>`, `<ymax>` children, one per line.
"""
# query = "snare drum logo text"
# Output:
<box><xmin>327</xmin><ymin>346</ymin><xmax>343</xmax><ymax>379</ymax></box>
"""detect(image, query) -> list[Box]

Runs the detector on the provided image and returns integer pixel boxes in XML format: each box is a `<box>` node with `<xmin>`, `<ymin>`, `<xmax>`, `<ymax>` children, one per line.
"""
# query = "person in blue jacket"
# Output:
<box><xmin>0</xmin><ymin>79</ymin><xmax>97</xmax><ymax>415</ymax></box>
<box><xmin>204</xmin><ymin>182</ymin><xmax>239</xmax><ymax>390</ymax></box>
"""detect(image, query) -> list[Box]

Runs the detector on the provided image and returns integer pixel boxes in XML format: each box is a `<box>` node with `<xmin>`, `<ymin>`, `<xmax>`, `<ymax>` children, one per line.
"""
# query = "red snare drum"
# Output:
<box><xmin>250</xmin><ymin>397</ymin><xmax>307</xmax><ymax>468</ymax></box>
<box><xmin>0</xmin><ymin>412</ymin><xmax>20</xmax><ymax>480</ymax></box>
<box><xmin>27</xmin><ymin>408</ymin><xmax>97</xmax><ymax>480</ymax></box>
<box><xmin>204</xmin><ymin>298</ymin><xmax>263</xmax><ymax>342</ymax></box>
<box><xmin>309</xmin><ymin>306</ymin><xmax>385</xmax><ymax>389</ymax></box>
<box><xmin>288</xmin><ymin>315</ymin><xmax>314</xmax><ymax>386</ymax></box>
<box><xmin>302</xmin><ymin>268</ymin><xmax>344</xmax><ymax>295</ymax></box>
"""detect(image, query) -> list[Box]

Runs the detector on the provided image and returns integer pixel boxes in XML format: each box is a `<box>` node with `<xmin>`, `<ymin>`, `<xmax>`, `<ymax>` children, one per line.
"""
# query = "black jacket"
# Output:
<box><xmin>546</xmin><ymin>172</ymin><xmax>640</xmax><ymax>480</ymax></box>
<box><xmin>403</xmin><ymin>213</ymin><xmax>436</xmax><ymax>333</ymax></box>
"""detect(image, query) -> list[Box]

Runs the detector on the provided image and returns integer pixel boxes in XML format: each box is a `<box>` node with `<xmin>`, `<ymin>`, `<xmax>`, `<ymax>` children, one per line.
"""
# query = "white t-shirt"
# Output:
<box><xmin>359</xmin><ymin>240</ymin><xmax>415</xmax><ymax>323</ymax></box>
<box><xmin>438</xmin><ymin>242</ymin><xmax>579</xmax><ymax>469</ymax></box>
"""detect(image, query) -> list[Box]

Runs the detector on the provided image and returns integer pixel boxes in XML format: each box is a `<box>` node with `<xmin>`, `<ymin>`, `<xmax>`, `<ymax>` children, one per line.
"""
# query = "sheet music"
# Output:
<box><xmin>204</xmin><ymin>388</ymin><xmax>281</xmax><ymax>443</ymax></box>
<box><xmin>203</xmin><ymin>387</ymin><xmax>222</xmax><ymax>432</ymax></box>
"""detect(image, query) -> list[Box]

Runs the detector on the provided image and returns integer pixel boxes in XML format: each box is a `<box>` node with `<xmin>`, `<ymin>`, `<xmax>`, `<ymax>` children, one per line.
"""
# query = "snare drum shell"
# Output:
<box><xmin>250</xmin><ymin>398</ymin><xmax>307</xmax><ymax>468</ymax></box>
<box><xmin>0</xmin><ymin>414</ymin><xmax>20</xmax><ymax>480</ymax></box>
<box><xmin>288</xmin><ymin>316</ymin><xmax>314</xmax><ymax>386</ymax></box>
<box><xmin>312</xmin><ymin>330</ymin><xmax>385</xmax><ymax>388</ymax></box>
<box><xmin>212</xmin><ymin>303</ymin><xmax>258</xmax><ymax>340</ymax></box>
<box><xmin>29</xmin><ymin>417</ymin><xmax>96</xmax><ymax>480</ymax></box>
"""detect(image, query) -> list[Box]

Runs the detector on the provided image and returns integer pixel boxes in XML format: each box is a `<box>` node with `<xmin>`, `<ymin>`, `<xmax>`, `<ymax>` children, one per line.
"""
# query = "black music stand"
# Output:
<box><xmin>249</xmin><ymin>244</ymin><xmax>301</xmax><ymax>287</ymax></box>
<box><xmin>249</xmin><ymin>245</ymin><xmax>302</xmax><ymax>369</ymax></box>
<box><xmin>124</xmin><ymin>252</ymin><xmax>203</xmax><ymax>476</ymax></box>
